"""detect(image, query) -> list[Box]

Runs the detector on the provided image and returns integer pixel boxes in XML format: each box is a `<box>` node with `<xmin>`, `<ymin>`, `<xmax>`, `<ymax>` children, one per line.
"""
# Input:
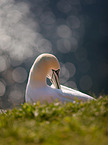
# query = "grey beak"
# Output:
<box><xmin>50</xmin><ymin>69</ymin><xmax>61</xmax><ymax>89</ymax></box>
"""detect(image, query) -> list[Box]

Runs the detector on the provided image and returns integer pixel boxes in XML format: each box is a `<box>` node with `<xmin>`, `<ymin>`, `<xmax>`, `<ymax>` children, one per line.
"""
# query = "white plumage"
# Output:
<box><xmin>25</xmin><ymin>53</ymin><xmax>95</xmax><ymax>104</ymax></box>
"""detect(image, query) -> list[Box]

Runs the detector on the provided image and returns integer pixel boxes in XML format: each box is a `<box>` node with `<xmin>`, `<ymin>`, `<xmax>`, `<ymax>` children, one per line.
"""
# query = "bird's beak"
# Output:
<box><xmin>49</xmin><ymin>69</ymin><xmax>61</xmax><ymax>89</ymax></box>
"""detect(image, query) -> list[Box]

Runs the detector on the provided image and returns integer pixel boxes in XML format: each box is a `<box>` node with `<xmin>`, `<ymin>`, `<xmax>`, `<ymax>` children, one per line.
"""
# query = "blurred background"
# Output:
<box><xmin>0</xmin><ymin>0</ymin><xmax>108</xmax><ymax>108</ymax></box>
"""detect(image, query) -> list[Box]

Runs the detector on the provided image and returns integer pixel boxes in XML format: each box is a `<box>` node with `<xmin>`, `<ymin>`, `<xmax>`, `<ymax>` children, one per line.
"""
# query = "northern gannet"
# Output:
<box><xmin>25</xmin><ymin>53</ymin><xmax>95</xmax><ymax>104</ymax></box>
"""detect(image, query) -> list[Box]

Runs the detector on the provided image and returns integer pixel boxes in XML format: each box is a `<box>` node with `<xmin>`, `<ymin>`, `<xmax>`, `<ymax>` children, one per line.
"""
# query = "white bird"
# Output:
<box><xmin>25</xmin><ymin>53</ymin><xmax>95</xmax><ymax>104</ymax></box>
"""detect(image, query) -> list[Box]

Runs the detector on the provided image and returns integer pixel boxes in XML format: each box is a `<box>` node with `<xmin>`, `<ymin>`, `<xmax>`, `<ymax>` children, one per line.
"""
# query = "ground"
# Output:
<box><xmin>0</xmin><ymin>96</ymin><xmax>108</xmax><ymax>145</ymax></box>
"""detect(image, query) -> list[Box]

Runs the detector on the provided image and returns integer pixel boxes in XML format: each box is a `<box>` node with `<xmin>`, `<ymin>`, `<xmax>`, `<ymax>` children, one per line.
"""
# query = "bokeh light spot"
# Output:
<box><xmin>64</xmin><ymin>62</ymin><xmax>76</xmax><ymax>77</ymax></box>
<box><xmin>64</xmin><ymin>81</ymin><xmax>77</xmax><ymax>90</ymax></box>
<box><xmin>57</xmin><ymin>25</ymin><xmax>72</xmax><ymax>38</ymax></box>
<box><xmin>57</xmin><ymin>0</ymin><xmax>72</xmax><ymax>13</ymax></box>
<box><xmin>60</xmin><ymin>63</ymin><xmax>70</xmax><ymax>84</ymax></box>
<box><xmin>10</xmin><ymin>59</ymin><xmax>22</xmax><ymax>67</ymax></box>
<box><xmin>57</xmin><ymin>39</ymin><xmax>71</xmax><ymax>53</ymax></box>
<box><xmin>0</xmin><ymin>81</ymin><xmax>6</xmax><ymax>96</ymax></box>
<box><xmin>0</xmin><ymin>55</ymin><xmax>8</xmax><ymax>72</ymax></box>
<box><xmin>8</xmin><ymin>89</ymin><xmax>23</xmax><ymax>105</ymax></box>
<box><xmin>12</xmin><ymin>67</ymin><xmax>27</xmax><ymax>83</ymax></box>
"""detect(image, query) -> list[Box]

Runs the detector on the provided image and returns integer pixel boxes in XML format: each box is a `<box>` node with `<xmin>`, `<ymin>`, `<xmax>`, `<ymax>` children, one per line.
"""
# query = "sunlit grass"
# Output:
<box><xmin>0</xmin><ymin>96</ymin><xmax>108</xmax><ymax>145</ymax></box>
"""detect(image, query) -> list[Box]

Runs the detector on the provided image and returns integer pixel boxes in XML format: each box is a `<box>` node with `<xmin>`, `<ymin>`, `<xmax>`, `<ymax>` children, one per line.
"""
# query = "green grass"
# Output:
<box><xmin>0</xmin><ymin>97</ymin><xmax>108</xmax><ymax>145</ymax></box>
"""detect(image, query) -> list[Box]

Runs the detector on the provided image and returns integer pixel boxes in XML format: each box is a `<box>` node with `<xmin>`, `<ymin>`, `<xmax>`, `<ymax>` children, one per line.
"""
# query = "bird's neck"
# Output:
<box><xmin>29</xmin><ymin>67</ymin><xmax>49</xmax><ymax>88</ymax></box>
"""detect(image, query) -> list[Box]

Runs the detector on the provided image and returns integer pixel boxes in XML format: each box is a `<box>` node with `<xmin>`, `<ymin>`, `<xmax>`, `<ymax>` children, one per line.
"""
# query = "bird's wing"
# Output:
<box><xmin>51</xmin><ymin>84</ymin><xmax>95</xmax><ymax>102</ymax></box>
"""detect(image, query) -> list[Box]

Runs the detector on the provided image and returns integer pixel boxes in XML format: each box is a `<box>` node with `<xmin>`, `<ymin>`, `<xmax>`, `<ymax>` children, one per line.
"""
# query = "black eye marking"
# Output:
<box><xmin>52</xmin><ymin>69</ymin><xmax>60</xmax><ymax>77</ymax></box>
<box><xmin>51</xmin><ymin>69</ymin><xmax>60</xmax><ymax>89</ymax></box>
